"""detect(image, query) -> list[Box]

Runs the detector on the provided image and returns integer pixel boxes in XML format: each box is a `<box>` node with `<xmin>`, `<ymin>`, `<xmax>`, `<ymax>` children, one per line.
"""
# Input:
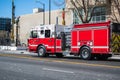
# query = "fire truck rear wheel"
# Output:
<box><xmin>80</xmin><ymin>46</ymin><xmax>91</xmax><ymax>60</ymax></box>
<box><xmin>37</xmin><ymin>46</ymin><xmax>46</xmax><ymax>57</ymax></box>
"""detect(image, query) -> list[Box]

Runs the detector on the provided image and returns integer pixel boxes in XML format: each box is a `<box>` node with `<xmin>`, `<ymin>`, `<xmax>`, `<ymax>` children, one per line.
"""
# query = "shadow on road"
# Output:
<box><xmin>31</xmin><ymin>55</ymin><xmax>120</xmax><ymax>62</ymax></box>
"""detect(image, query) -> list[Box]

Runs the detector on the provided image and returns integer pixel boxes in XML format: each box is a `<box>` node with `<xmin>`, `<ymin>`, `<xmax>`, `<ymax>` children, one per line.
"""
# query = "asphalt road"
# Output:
<box><xmin>0</xmin><ymin>54</ymin><xmax>120</xmax><ymax>80</ymax></box>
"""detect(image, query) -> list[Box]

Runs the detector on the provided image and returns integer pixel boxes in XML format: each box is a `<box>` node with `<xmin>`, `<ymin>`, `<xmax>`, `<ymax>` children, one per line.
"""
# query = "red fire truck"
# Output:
<box><xmin>28</xmin><ymin>21</ymin><xmax>120</xmax><ymax>60</ymax></box>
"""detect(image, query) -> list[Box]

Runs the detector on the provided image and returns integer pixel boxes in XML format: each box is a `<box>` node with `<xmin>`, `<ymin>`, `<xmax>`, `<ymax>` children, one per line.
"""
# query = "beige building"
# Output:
<box><xmin>18</xmin><ymin>0</ymin><xmax>120</xmax><ymax>45</ymax></box>
<box><xmin>18</xmin><ymin>9</ymin><xmax>73</xmax><ymax>45</ymax></box>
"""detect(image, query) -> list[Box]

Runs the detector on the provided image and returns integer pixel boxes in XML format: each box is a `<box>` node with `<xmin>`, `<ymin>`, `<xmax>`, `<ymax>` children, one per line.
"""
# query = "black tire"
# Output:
<box><xmin>56</xmin><ymin>53</ymin><xmax>64</xmax><ymax>58</ymax></box>
<box><xmin>37</xmin><ymin>46</ymin><xmax>46</xmax><ymax>57</ymax></box>
<box><xmin>80</xmin><ymin>46</ymin><xmax>91</xmax><ymax>60</ymax></box>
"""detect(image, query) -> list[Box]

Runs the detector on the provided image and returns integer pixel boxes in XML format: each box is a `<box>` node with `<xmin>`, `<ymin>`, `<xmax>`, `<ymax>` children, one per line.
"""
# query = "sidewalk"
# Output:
<box><xmin>0</xmin><ymin>50</ymin><xmax>32</xmax><ymax>55</ymax></box>
<box><xmin>0</xmin><ymin>46</ymin><xmax>36</xmax><ymax>56</ymax></box>
<box><xmin>110</xmin><ymin>55</ymin><xmax>120</xmax><ymax>60</ymax></box>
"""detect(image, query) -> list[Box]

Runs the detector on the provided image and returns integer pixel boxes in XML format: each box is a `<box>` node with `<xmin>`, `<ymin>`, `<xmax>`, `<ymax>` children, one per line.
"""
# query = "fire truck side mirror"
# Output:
<box><xmin>57</xmin><ymin>34</ymin><xmax>61</xmax><ymax>39</ymax></box>
<box><xmin>56</xmin><ymin>32</ymin><xmax>62</xmax><ymax>39</ymax></box>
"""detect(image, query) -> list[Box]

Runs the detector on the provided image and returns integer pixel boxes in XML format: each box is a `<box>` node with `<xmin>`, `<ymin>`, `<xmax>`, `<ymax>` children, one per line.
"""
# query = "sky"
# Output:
<box><xmin>0</xmin><ymin>0</ymin><xmax>65</xmax><ymax>18</ymax></box>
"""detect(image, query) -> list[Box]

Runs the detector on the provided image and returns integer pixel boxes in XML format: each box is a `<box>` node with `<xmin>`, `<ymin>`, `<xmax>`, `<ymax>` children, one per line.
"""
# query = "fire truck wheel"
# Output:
<box><xmin>80</xmin><ymin>47</ymin><xmax>91</xmax><ymax>60</ymax></box>
<box><xmin>37</xmin><ymin>46</ymin><xmax>46</xmax><ymax>57</ymax></box>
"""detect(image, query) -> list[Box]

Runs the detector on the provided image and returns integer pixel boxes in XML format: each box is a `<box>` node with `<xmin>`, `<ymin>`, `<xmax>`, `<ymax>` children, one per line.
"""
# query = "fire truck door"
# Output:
<box><xmin>45</xmin><ymin>30</ymin><xmax>55</xmax><ymax>52</ymax></box>
<box><xmin>29</xmin><ymin>30</ymin><xmax>39</xmax><ymax>50</ymax></box>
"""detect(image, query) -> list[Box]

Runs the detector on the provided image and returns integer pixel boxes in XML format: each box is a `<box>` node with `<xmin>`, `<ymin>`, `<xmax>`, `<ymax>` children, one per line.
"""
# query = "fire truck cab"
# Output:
<box><xmin>28</xmin><ymin>24</ymin><xmax>66</xmax><ymax>57</ymax></box>
<box><xmin>28</xmin><ymin>21</ymin><xmax>120</xmax><ymax>60</ymax></box>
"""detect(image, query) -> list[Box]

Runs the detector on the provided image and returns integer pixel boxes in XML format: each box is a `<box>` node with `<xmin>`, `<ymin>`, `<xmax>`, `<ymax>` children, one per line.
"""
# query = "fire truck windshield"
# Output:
<box><xmin>30</xmin><ymin>30</ymin><xmax>38</xmax><ymax>38</ymax></box>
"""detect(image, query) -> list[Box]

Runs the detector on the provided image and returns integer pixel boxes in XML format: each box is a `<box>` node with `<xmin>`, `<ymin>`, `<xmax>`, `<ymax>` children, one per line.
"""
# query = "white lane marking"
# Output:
<box><xmin>43</xmin><ymin>68</ymin><xmax>74</xmax><ymax>74</ymax></box>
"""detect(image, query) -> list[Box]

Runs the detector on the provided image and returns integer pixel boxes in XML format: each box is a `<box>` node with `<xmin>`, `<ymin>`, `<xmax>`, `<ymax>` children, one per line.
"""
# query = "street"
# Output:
<box><xmin>0</xmin><ymin>54</ymin><xmax>120</xmax><ymax>80</ymax></box>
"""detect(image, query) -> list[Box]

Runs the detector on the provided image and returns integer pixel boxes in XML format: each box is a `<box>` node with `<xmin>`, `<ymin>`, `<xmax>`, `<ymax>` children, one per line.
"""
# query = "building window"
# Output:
<box><xmin>0</xmin><ymin>18</ymin><xmax>11</xmax><ymax>31</ymax></box>
<box><xmin>73</xmin><ymin>9</ymin><xmax>82</xmax><ymax>24</ymax></box>
<box><xmin>92</xmin><ymin>6</ymin><xmax>106</xmax><ymax>22</ymax></box>
<box><xmin>73</xmin><ymin>6</ymin><xmax>106</xmax><ymax>24</ymax></box>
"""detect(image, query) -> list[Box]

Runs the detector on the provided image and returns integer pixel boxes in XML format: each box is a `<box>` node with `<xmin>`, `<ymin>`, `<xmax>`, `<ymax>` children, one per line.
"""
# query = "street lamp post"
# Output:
<box><xmin>49</xmin><ymin>0</ymin><xmax>51</xmax><ymax>24</ymax></box>
<box><xmin>43</xmin><ymin>4</ymin><xmax>45</xmax><ymax>25</ymax></box>
<box><xmin>36</xmin><ymin>0</ymin><xmax>45</xmax><ymax>25</ymax></box>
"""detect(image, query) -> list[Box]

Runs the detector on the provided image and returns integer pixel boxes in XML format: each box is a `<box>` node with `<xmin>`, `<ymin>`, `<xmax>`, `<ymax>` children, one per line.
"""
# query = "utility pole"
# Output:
<box><xmin>49</xmin><ymin>0</ymin><xmax>51</xmax><ymax>24</ymax></box>
<box><xmin>16</xmin><ymin>17</ymin><xmax>20</xmax><ymax>46</ymax></box>
<box><xmin>62</xmin><ymin>8</ymin><xmax>66</xmax><ymax>25</ymax></box>
<box><xmin>11</xmin><ymin>0</ymin><xmax>15</xmax><ymax>43</ymax></box>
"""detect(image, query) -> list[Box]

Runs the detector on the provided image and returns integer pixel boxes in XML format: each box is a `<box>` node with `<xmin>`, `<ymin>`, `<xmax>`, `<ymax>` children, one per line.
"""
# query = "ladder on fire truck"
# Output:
<box><xmin>64</xmin><ymin>26</ymin><xmax>72</xmax><ymax>49</ymax></box>
<box><xmin>62</xmin><ymin>25</ymin><xmax>73</xmax><ymax>55</ymax></box>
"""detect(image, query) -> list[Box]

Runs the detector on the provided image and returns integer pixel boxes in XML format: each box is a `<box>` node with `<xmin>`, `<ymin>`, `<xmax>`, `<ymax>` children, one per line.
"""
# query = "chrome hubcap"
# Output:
<box><xmin>82</xmin><ymin>49</ymin><xmax>89</xmax><ymax>58</ymax></box>
<box><xmin>39</xmin><ymin>48</ymin><xmax>44</xmax><ymax>55</ymax></box>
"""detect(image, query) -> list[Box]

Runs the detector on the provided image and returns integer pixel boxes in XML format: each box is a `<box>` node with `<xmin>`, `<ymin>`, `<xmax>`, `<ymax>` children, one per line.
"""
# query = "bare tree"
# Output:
<box><xmin>68</xmin><ymin>0</ymin><xmax>100</xmax><ymax>23</ymax></box>
<box><xmin>53</xmin><ymin>0</ymin><xmax>65</xmax><ymax>7</ymax></box>
<box><xmin>111</xmin><ymin>0</ymin><xmax>120</xmax><ymax>23</ymax></box>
